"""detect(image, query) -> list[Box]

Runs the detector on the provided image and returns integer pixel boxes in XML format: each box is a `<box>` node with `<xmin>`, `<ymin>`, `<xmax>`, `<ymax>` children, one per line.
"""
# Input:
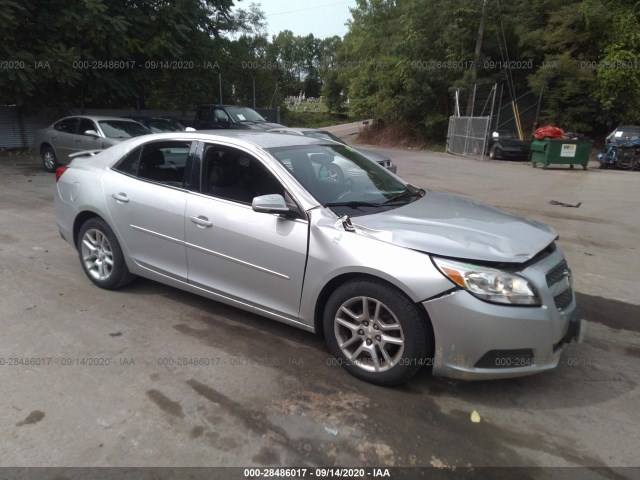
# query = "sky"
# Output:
<box><xmin>253</xmin><ymin>0</ymin><xmax>358</xmax><ymax>39</ymax></box>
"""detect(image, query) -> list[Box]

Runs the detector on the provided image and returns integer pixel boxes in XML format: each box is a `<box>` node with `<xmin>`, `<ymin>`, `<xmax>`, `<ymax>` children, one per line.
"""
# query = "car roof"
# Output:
<box><xmin>198</xmin><ymin>104</ymin><xmax>247</xmax><ymax>109</ymax></box>
<box><xmin>126</xmin><ymin>116</ymin><xmax>178</xmax><ymax>122</ymax></box>
<box><xmin>189</xmin><ymin>130</ymin><xmax>328</xmax><ymax>148</ymax></box>
<box><xmin>60</xmin><ymin>115</ymin><xmax>144</xmax><ymax>122</ymax></box>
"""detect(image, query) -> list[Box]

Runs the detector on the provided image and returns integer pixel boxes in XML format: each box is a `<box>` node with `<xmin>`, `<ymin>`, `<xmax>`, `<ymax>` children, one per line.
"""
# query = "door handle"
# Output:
<box><xmin>51</xmin><ymin>136</ymin><xmax>57</xmax><ymax>140</ymax></box>
<box><xmin>111</xmin><ymin>193</ymin><xmax>129</xmax><ymax>203</ymax></box>
<box><xmin>75</xmin><ymin>139</ymin><xmax>81</xmax><ymax>143</ymax></box>
<box><xmin>190</xmin><ymin>215</ymin><xmax>212</xmax><ymax>228</ymax></box>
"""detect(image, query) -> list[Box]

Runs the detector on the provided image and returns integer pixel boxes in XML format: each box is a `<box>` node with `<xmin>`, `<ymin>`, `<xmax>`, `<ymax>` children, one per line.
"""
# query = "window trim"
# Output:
<box><xmin>110</xmin><ymin>140</ymin><xmax>197</xmax><ymax>191</ymax></box>
<box><xmin>195</xmin><ymin>140</ymin><xmax>307</xmax><ymax>220</ymax></box>
<box><xmin>54</xmin><ymin>117</ymin><xmax>80</xmax><ymax>134</ymax></box>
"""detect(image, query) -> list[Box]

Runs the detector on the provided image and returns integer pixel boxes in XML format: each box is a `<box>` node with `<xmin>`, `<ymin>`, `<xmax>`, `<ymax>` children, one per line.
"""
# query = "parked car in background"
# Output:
<box><xmin>125</xmin><ymin>116</ymin><xmax>195</xmax><ymax>133</ymax></box>
<box><xmin>55</xmin><ymin>130</ymin><xmax>581</xmax><ymax>385</ymax></box>
<box><xmin>487</xmin><ymin>130</ymin><xmax>531</xmax><ymax>160</ymax></box>
<box><xmin>604</xmin><ymin>125</ymin><xmax>640</xmax><ymax>146</ymax></box>
<box><xmin>35</xmin><ymin>116</ymin><xmax>151</xmax><ymax>172</ymax></box>
<box><xmin>268</xmin><ymin>127</ymin><xmax>397</xmax><ymax>173</ymax></box>
<box><xmin>598</xmin><ymin>125</ymin><xmax>640</xmax><ymax>170</ymax></box>
<box><xmin>193</xmin><ymin>104</ymin><xmax>284</xmax><ymax>130</ymax></box>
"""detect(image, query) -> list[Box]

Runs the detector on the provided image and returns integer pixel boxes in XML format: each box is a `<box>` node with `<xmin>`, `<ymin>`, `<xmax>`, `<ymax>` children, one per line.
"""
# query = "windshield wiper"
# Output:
<box><xmin>324</xmin><ymin>200</ymin><xmax>383</xmax><ymax>209</ymax></box>
<box><xmin>383</xmin><ymin>189</ymin><xmax>425</xmax><ymax>204</ymax></box>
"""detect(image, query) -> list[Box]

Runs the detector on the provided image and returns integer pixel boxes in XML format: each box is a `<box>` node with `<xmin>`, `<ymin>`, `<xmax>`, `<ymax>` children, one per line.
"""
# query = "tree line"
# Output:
<box><xmin>1</xmin><ymin>0</ymin><xmax>638</xmax><ymax>140</ymax></box>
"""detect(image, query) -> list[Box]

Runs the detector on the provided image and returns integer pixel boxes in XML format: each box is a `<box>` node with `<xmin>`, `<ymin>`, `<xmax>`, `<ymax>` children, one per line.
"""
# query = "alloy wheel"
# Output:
<box><xmin>334</xmin><ymin>296</ymin><xmax>405</xmax><ymax>372</ymax></box>
<box><xmin>81</xmin><ymin>228</ymin><xmax>114</xmax><ymax>281</ymax></box>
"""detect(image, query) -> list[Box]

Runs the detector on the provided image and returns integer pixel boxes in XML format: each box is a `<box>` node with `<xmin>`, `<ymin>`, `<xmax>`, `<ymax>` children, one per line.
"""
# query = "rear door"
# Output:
<box><xmin>104</xmin><ymin>140</ymin><xmax>196</xmax><ymax>281</ymax></box>
<box><xmin>184</xmin><ymin>143</ymin><xmax>309</xmax><ymax>319</ymax></box>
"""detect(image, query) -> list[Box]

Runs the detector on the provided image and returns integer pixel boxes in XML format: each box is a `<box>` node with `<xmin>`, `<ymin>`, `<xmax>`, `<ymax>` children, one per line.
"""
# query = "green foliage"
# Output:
<box><xmin>3</xmin><ymin>0</ymin><xmax>640</xmax><ymax>139</ymax></box>
<box><xmin>336</xmin><ymin>0</ymin><xmax>640</xmax><ymax>140</ymax></box>
<box><xmin>281</xmin><ymin>110</ymin><xmax>352</xmax><ymax>129</ymax></box>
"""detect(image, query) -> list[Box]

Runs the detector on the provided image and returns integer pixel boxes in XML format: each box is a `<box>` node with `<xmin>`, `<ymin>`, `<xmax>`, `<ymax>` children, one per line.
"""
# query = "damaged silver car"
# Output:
<box><xmin>54</xmin><ymin>131</ymin><xmax>582</xmax><ymax>385</ymax></box>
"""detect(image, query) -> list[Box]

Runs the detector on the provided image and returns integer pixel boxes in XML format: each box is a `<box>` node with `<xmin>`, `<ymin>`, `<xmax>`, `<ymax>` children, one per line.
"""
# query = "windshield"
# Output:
<box><xmin>226</xmin><ymin>107</ymin><xmax>266</xmax><ymax>123</ymax></box>
<box><xmin>267</xmin><ymin>144</ymin><xmax>419</xmax><ymax>217</ymax></box>
<box><xmin>99</xmin><ymin>121</ymin><xmax>150</xmax><ymax>138</ymax></box>
<box><xmin>609</xmin><ymin>129</ymin><xmax>640</xmax><ymax>143</ymax></box>
<box><xmin>303</xmin><ymin>130</ymin><xmax>346</xmax><ymax>145</ymax></box>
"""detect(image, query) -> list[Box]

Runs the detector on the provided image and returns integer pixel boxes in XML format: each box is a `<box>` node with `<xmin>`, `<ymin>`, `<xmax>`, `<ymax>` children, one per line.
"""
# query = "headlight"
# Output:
<box><xmin>432</xmin><ymin>257</ymin><xmax>540</xmax><ymax>306</ymax></box>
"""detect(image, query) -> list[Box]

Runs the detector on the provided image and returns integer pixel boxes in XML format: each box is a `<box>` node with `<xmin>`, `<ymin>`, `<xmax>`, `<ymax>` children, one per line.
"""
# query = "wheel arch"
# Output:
<box><xmin>40</xmin><ymin>142</ymin><xmax>54</xmax><ymax>154</ymax></box>
<box><xmin>73</xmin><ymin>210</ymin><xmax>105</xmax><ymax>247</ymax></box>
<box><xmin>313</xmin><ymin>272</ymin><xmax>435</xmax><ymax>351</ymax></box>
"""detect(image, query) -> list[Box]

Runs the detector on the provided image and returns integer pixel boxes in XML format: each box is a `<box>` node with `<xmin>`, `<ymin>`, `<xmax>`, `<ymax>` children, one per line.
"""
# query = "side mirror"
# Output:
<box><xmin>252</xmin><ymin>194</ymin><xmax>290</xmax><ymax>214</ymax></box>
<box><xmin>84</xmin><ymin>129</ymin><xmax>100</xmax><ymax>137</ymax></box>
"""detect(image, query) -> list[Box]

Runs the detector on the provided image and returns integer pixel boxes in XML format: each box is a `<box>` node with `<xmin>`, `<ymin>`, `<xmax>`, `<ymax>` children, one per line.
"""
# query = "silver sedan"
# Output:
<box><xmin>54</xmin><ymin>131</ymin><xmax>582</xmax><ymax>385</ymax></box>
<box><xmin>35</xmin><ymin>115</ymin><xmax>151</xmax><ymax>172</ymax></box>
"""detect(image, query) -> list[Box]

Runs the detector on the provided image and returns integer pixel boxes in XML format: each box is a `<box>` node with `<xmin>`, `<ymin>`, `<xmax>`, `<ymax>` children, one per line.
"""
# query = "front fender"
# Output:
<box><xmin>298</xmin><ymin>209</ymin><xmax>453</xmax><ymax>325</ymax></box>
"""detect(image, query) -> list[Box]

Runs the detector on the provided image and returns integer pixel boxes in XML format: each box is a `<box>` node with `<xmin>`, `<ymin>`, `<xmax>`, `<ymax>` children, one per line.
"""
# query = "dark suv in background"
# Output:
<box><xmin>193</xmin><ymin>104</ymin><xmax>284</xmax><ymax>130</ymax></box>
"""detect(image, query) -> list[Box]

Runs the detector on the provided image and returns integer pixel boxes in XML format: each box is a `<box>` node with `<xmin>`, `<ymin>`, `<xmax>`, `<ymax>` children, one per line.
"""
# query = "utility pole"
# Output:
<box><xmin>218</xmin><ymin>73</ymin><xmax>223</xmax><ymax>104</ymax></box>
<box><xmin>466</xmin><ymin>0</ymin><xmax>488</xmax><ymax>116</ymax></box>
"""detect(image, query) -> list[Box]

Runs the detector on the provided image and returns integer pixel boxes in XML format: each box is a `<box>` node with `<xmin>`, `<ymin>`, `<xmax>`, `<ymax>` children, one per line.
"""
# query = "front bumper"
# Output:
<box><xmin>499</xmin><ymin>148</ymin><xmax>530</xmax><ymax>159</ymax></box>
<box><xmin>423</xmin><ymin>248</ymin><xmax>581</xmax><ymax>380</ymax></box>
<box><xmin>424</xmin><ymin>291</ymin><xmax>581</xmax><ymax>380</ymax></box>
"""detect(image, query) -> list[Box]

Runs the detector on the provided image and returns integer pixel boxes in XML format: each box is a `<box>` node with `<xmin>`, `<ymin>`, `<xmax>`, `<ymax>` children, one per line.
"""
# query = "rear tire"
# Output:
<box><xmin>323</xmin><ymin>279</ymin><xmax>431</xmax><ymax>386</ymax></box>
<box><xmin>41</xmin><ymin>146</ymin><xmax>58</xmax><ymax>172</ymax></box>
<box><xmin>77</xmin><ymin>218</ymin><xmax>136</xmax><ymax>290</ymax></box>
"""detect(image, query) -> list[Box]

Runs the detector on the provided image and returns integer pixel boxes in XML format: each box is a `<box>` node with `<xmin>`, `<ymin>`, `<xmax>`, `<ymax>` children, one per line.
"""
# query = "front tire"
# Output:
<box><xmin>489</xmin><ymin>144</ymin><xmax>503</xmax><ymax>160</ymax></box>
<box><xmin>323</xmin><ymin>279</ymin><xmax>431</xmax><ymax>386</ymax></box>
<box><xmin>77</xmin><ymin>218</ymin><xmax>136</xmax><ymax>289</ymax></box>
<box><xmin>41</xmin><ymin>146</ymin><xmax>58</xmax><ymax>172</ymax></box>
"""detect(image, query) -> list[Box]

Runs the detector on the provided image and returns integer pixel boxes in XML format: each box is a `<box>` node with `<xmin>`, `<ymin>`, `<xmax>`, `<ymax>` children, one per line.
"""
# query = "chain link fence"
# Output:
<box><xmin>447</xmin><ymin>116</ymin><xmax>490</xmax><ymax>160</ymax></box>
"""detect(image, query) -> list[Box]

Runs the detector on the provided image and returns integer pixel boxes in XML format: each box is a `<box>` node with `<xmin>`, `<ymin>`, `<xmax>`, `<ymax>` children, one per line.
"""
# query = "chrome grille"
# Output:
<box><xmin>546</xmin><ymin>260</ymin><xmax>568</xmax><ymax>286</ymax></box>
<box><xmin>554</xmin><ymin>289</ymin><xmax>572</xmax><ymax>310</ymax></box>
<box><xmin>546</xmin><ymin>260</ymin><xmax>572</xmax><ymax>311</ymax></box>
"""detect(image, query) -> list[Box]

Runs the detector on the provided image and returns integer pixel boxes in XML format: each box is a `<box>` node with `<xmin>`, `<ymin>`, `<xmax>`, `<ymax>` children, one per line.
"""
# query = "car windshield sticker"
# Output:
<box><xmin>237</xmin><ymin>114</ymin><xmax>246</xmax><ymax>121</ymax></box>
<box><xmin>615</xmin><ymin>131</ymin><xmax>623</xmax><ymax>137</ymax></box>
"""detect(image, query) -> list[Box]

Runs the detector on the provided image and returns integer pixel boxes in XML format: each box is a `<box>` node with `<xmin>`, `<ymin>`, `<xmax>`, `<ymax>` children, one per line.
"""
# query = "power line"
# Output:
<box><xmin>265</xmin><ymin>1</ymin><xmax>352</xmax><ymax>18</ymax></box>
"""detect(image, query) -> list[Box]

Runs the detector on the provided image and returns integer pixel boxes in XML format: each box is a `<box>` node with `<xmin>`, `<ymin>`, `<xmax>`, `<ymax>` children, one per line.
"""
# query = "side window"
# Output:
<box><xmin>54</xmin><ymin>118</ymin><xmax>79</xmax><ymax>134</ymax></box>
<box><xmin>114</xmin><ymin>142</ymin><xmax>192</xmax><ymax>187</ymax></box>
<box><xmin>197</xmin><ymin>106</ymin><xmax>210</xmax><ymax>121</ymax></box>
<box><xmin>213</xmin><ymin>108</ymin><xmax>230</xmax><ymax>122</ymax></box>
<box><xmin>202</xmin><ymin>145</ymin><xmax>283</xmax><ymax>204</ymax></box>
<box><xmin>78</xmin><ymin>118</ymin><xmax>97</xmax><ymax>135</ymax></box>
<box><xmin>114</xmin><ymin>147</ymin><xmax>142</xmax><ymax>176</ymax></box>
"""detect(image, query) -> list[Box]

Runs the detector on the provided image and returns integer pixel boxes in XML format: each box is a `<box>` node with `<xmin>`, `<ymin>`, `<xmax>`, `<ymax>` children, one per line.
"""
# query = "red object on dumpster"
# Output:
<box><xmin>534</xmin><ymin>126</ymin><xmax>565</xmax><ymax>140</ymax></box>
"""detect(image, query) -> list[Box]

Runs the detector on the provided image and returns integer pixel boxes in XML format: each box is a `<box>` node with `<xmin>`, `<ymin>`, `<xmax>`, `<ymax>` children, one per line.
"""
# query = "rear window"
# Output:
<box><xmin>99</xmin><ymin>121</ymin><xmax>150</xmax><ymax>139</ymax></box>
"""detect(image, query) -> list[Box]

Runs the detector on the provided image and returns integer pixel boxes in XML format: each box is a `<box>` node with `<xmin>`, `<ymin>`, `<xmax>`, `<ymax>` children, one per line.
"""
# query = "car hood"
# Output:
<box><xmin>356</xmin><ymin>148</ymin><xmax>391</xmax><ymax>163</ymax></box>
<box><xmin>351</xmin><ymin>191</ymin><xmax>557</xmax><ymax>263</ymax></box>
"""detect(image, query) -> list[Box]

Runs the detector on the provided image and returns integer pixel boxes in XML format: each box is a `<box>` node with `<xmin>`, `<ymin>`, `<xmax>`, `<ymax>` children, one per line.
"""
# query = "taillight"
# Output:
<box><xmin>55</xmin><ymin>165</ymin><xmax>68</xmax><ymax>182</ymax></box>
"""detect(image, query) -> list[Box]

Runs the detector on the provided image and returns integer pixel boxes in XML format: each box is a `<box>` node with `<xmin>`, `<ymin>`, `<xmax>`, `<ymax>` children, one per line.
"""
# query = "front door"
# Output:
<box><xmin>185</xmin><ymin>144</ymin><xmax>308</xmax><ymax>319</ymax></box>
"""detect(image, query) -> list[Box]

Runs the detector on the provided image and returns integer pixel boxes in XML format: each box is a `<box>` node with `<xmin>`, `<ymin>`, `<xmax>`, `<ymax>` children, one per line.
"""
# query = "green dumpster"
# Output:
<box><xmin>530</xmin><ymin>138</ymin><xmax>592</xmax><ymax>170</ymax></box>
